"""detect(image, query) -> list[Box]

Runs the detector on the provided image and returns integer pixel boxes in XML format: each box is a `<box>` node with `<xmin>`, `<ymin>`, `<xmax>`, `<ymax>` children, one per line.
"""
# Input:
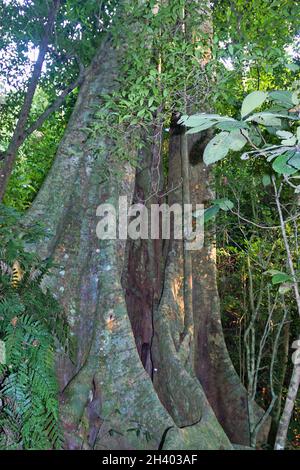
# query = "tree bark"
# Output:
<box><xmin>269</xmin><ymin>318</ymin><xmax>290</xmax><ymax>445</ymax></box>
<box><xmin>274</xmin><ymin>362</ymin><xmax>300</xmax><ymax>450</ymax></box>
<box><xmin>21</xmin><ymin>6</ymin><xmax>270</xmax><ymax>449</ymax></box>
<box><xmin>273</xmin><ymin>177</ymin><xmax>300</xmax><ymax>449</ymax></box>
<box><xmin>23</xmin><ymin>37</ymin><xmax>234</xmax><ymax>450</ymax></box>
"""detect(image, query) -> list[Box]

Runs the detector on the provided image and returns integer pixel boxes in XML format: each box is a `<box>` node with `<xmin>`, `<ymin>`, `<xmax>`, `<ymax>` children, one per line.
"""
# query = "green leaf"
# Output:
<box><xmin>203</xmin><ymin>132</ymin><xmax>230</xmax><ymax>165</ymax></box>
<box><xmin>286</xmin><ymin>63</ymin><xmax>300</xmax><ymax>72</ymax></box>
<box><xmin>287</xmin><ymin>152</ymin><xmax>300</xmax><ymax>169</ymax></box>
<box><xmin>262</xmin><ymin>174</ymin><xmax>271</xmax><ymax>187</ymax></box>
<box><xmin>269</xmin><ymin>91</ymin><xmax>294</xmax><ymax>107</ymax></box>
<box><xmin>180</xmin><ymin>114</ymin><xmax>234</xmax><ymax>127</ymax></box>
<box><xmin>264</xmin><ymin>270</ymin><xmax>293</xmax><ymax>285</ymax></box>
<box><xmin>186</xmin><ymin>121</ymin><xmax>216</xmax><ymax>134</ymax></box>
<box><xmin>214</xmin><ymin>198</ymin><xmax>234</xmax><ymax>211</ymax></box>
<box><xmin>246</xmin><ymin>112</ymin><xmax>298</xmax><ymax>126</ymax></box>
<box><xmin>264</xmin><ymin>270</ymin><xmax>284</xmax><ymax>276</ymax></box>
<box><xmin>281</xmin><ymin>137</ymin><xmax>297</xmax><ymax>146</ymax></box>
<box><xmin>204</xmin><ymin>205</ymin><xmax>220</xmax><ymax>222</ymax></box>
<box><xmin>178</xmin><ymin>114</ymin><xmax>189</xmax><ymax>124</ymax></box>
<box><xmin>292</xmin><ymin>90</ymin><xmax>300</xmax><ymax>106</ymax></box>
<box><xmin>265</xmin><ymin>126</ymin><xmax>281</xmax><ymax>136</ymax></box>
<box><xmin>216</xmin><ymin>121</ymin><xmax>248</xmax><ymax>131</ymax></box>
<box><xmin>181</xmin><ymin>115</ymin><xmax>213</xmax><ymax>127</ymax></box>
<box><xmin>228</xmin><ymin>129</ymin><xmax>248</xmax><ymax>151</ymax></box>
<box><xmin>271</xmin><ymin>273</ymin><xmax>293</xmax><ymax>285</ymax></box>
<box><xmin>276</xmin><ymin>130</ymin><xmax>294</xmax><ymax>139</ymax></box>
<box><xmin>241</xmin><ymin>91</ymin><xmax>268</xmax><ymax>118</ymax></box>
<box><xmin>0</xmin><ymin>340</ymin><xmax>6</xmax><ymax>364</ymax></box>
<box><xmin>246</xmin><ymin>113</ymin><xmax>282</xmax><ymax>127</ymax></box>
<box><xmin>272</xmin><ymin>152</ymin><xmax>298</xmax><ymax>175</ymax></box>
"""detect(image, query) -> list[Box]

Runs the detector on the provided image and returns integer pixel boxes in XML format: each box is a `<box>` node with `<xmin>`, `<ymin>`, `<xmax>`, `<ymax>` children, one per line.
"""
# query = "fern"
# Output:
<box><xmin>0</xmin><ymin>204</ymin><xmax>69</xmax><ymax>450</ymax></box>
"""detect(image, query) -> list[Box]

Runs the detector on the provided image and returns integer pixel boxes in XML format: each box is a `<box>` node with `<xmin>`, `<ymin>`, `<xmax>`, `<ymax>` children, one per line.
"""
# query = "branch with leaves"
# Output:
<box><xmin>0</xmin><ymin>1</ymin><xmax>86</xmax><ymax>202</ymax></box>
<box><xmin>186</xmin><ymin>86</ymin><xmax>300</xmax><ymax>449</ymax></box>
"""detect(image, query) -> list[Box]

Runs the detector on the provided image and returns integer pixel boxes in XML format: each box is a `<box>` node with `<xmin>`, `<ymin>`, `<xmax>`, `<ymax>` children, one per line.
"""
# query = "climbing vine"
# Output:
<box><xmin>90</xmin><ymin>0</ymin><xmax>213</xmax><ymax>173</ymax></box>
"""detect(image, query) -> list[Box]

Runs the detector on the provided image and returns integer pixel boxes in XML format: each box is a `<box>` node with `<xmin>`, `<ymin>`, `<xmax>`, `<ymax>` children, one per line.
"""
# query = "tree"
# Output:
<box><xmin>0</xmin><ymin>0</ymin><xmax>86</xmax><ymax>200</ymax></box>
<box><xmin>16</xmin><ymin>0</ymin><xmax>260</xmax><ymax>449</ymax></box>
<box><xmin>183</xmin><ymin>86</ymin><xmax>300</xmax><ymax>449</ymax></box>
<box><xmin>1</xmin><ymin>0</ymin><xmax>299</xmax><ymax>450</ymax></box>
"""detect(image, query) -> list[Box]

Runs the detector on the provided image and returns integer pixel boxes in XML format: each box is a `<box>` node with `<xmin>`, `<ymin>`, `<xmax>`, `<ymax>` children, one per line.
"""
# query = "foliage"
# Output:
<box><xmin>0</xmin><ymin>205</ymin><xmax>70</xmax><ymax>449</ymax></box>
<box><xmin>90</xmin><ymin>0</ymin><xmax>213</xmax><ymax>170</ymax></box>
<box><xmin>193</xmin><ymin>87</ymin><xmax>300</xmax><ymax>447</ymax></box>
<box><xmin>2</xmin><ymin>88</ymin><xmax>74</xmax><ymax>211</ymax></box>
<box><xmin>213</xmin><ymin>150</ymin><xmax>300</xmax><ymax>447</ymax></box>
<box><xmin>0</xmin><ymin>0</ymin><xmax>118</xmax><ymax>210</ymax></box>
<box><xmin>212</xmin><ymin>0</ymin><xmax>300</xmax><ymax>115</ymax></box>
<box><xmin>0</xmin><ymin>0</ymin><xmax>300</xmax><ymax>451</ymax></box>
<box><xmin>180</xmin><ymin>82</ymin><xmax>300</xmax><ymax>168</ymax></box>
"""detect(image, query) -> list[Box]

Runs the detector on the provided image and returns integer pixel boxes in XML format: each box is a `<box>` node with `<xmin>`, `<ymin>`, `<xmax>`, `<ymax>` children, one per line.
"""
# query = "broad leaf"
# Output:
<box><xmin>262</xmin><ymin>174</ymin><xmax>271</xmax><ymax>186</ymax></box>
<box><xmin>216</xmin><ymin>121</ymin><xmax>248</xmax><ymax>131</ymax></box>
<box><xmin>0</xmin><ymin>340</ymin><xmax>6</xmax><ymax>365</ymax></box>
<box><xmin>246</xmin><ymin>112</ymin><xmax>298</xmax><ymax>126</ymax></box>
<box><xmin>203</xmin><ymin>132</ymin><xmax>230</xmax><ymax>165</ymax></box>
<box><xmin>286</xmin><ymin>63</ymin><xmax>300</xmax><ymax>72</ymax></box>
<box><xmin>186</xmin><ymin>121</ymin><xmax>216</xmax><ymax>134</ymax></box>
<box><xmin>228</xmin><ymin>129</ymin><xmax>248</xmax><ymax>151</ymax></box>
<box><xmin>288</xmin><ymin>152</ymin><xmax>300</xmax><ymax>169</ymax></box>
<box><xmin>292</xmin><ymin>90</ymin><xmax>300</xmax><ymax>105</ymax></box>
<box><xmin>281</xmin><ymin>136</ymin><xmax>297</xmax><ymax>146</ymax></box>
<box><xmin>246</xmin><ymin>113</ymin><xmax>282</xmax><ymax>127</ymax></box>
<box><xmin>178</xmin><ymin>114</ymin><xmax>189</xmax><ymax>124</ymax></box>
<box><xmin>241</xmin><ymin>91</ymin><xmax>268</xmax><ymax>118</ymax></box>
<box><xmin>180</xmin><ymin>113</ymin><xmax>235</xmax><ymax>128</ymax></box>
<box><xmin>181</xmin><ymin>115</ymin><xmax>214</xmax><ymax>127</ymax></box>
<box><xmin>271</xmin><ymin>273</ymin><xmax>293</xmax><ymax>285</ymax></box>
<box><xmin>204</xmin><ymin>205</ymin><xmax>220</xmax><ymax>222</ymax></box>
<box><xmin>264</xmin><ymin>270</ymin><xmax>285</xmax><ymax>276</ymax></box>
<box><xmin>279</xmin><ymin>282</ymin><xmax>292</xmax><ymax>294</ymax></box>
<box><xmin>272</xmin><ymin>152</ymin><xmax>298</xmax><ymax>175</ymax></box>
<box><xmin>267</xmin><ymin>147</ymin><xmax>292</xmax><ymax>162</ymax></box>
<box><xmin>276</xmin><ymin>130</ymin><xmax>294</xmax><ymax>139</ymax></box>
<box><xmin>269</xmin><ymin>91</ymin><xmax>294</xmax><ymax>107</ymax></box>
<box><xmin>214</xmin><ymin>198</ymin><xmax>234</xmax><ymax>211</ymax></box>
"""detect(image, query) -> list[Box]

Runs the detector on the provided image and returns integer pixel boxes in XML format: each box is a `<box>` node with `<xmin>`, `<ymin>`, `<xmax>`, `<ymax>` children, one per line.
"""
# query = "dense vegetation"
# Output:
<box><xmin>0</xmin><ymin>0</ymin><xmax>299</xmax><ymax>451</ymax></box>
<box><xmin>0</xmin><ymin>205</ymin><xmax>70</xmax><ymax>448</ymax></box>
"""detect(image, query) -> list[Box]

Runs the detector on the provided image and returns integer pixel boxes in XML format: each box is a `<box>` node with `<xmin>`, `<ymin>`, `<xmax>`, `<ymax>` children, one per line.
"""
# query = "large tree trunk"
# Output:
<box><xmin>23</xmin><ymin>17</ymin><xmax>267</xmax><ymax>449</ymax></box>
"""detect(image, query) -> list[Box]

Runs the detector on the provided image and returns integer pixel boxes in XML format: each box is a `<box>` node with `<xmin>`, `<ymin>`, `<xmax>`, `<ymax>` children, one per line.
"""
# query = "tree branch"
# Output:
<box><xmin>272</xmin><ymin>175</ymin><xmax>300</xmax><ymax>450</ymax></box>
<box><xmin>0</xmin><ymin>0</ymin><xmax>61</xmax><ymax>201</ymax></box>
<box><xmin>23</xmin><ymin>62</ymin><xmax>85</xmax><ymax>140</ymax></box>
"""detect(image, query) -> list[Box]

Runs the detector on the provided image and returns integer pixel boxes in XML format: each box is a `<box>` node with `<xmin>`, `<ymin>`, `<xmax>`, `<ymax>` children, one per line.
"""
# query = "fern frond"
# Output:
<box><xmin>0</xmin><ymin>208</ymin><xmax>67</xmax><ymax>450</ymax></box>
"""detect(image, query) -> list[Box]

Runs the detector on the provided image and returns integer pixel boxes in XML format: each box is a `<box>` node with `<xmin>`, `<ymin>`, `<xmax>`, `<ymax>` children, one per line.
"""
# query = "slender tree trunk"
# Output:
<box><xmin>273</xmin><ymin>177</ymin><xmax>300</xmax><ymax>449</ymax></box>
<box><xmin>274</xmin><ymin>363</ymin><xmax>300</xmax><ymax>450</ymax></box>
<box><xmin>269</xmin><ymin>318</ymin><xmax>290</xmax><ymax>445</ymax></box>
<box><xmin>0</xmin><ymin>0</ymin><xmax>61</xmax><ymax>201</ymax></box>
